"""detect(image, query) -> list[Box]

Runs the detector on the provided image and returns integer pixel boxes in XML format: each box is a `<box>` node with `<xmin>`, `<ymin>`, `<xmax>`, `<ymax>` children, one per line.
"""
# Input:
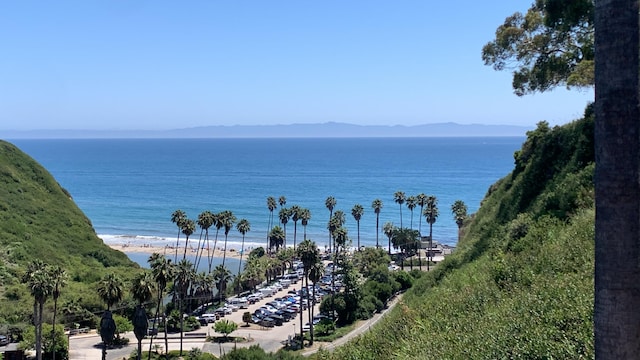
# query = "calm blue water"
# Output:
<box><xmin>10</xmin><ymin>138</ymin><xmax>523</xmax><ymax>249</ymax></box>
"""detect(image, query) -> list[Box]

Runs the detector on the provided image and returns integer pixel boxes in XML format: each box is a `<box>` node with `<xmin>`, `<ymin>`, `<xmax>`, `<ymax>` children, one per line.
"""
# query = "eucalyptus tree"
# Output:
<box><xmin>195</xmin><ymin>210</ymin><xmax>214</xmax><ymax>271</ymax></box>
<box><xmin>393</xmin><ymin>191</ymin><xmax>406</xmax><ymax>228</ymax></box>
<box><xmin>147</xmin><ymin>253</ymin><xmax>173</xmax><ymax>359</ymax></box>
<box><xmin>278</xmin><ymin>207</ymin><xmax>290</xmax><ymax>249</ymax></box>
<box><xmin>235</xmin><ymin>218</ymin><xmax>251</xmax><ymax>293</ymax></box>
<box><xmin>383</xmin><ymin>222</ymin><xmax>395</xmax><ymax>256</ymax></box>
<box><xmin>130</xmin><ymin>271</ymin><xmax>154</xmax><ymax>360</ymax></box>
<box><xmin>423</xmin><ymin>195</ymin><xmax>439</xmax><ymax>271</ymax></box>
<box><xmin>171</xmin><ymin>210</ymin><xmax>187</xmax><ymax>264</ymax></box>
<box><xmin>268</xmin><ymin>225</ymin><xmax>286</xmax><ymax>253</ymax></box>
<box><xmin>266</xmin><ymin>196</ymin><xmax>277</xmax><ymax>250</ymax></box>
<box><xmin>325</xmin><ymin>196</ymin><xmax>337</xmax><ymax>251</ymax></box>
<box><xmin>220</xmin><ymin>210</ymin><xmax>237</xmax><ymax>270</ymax></box>
<box><xmin>351</xmin><ymin>204</ymin><xmax>364</xmax><ymax>250</ymax></box>
<box><xmin>300</xmin><ymin>208</ymin><xmax>311</xmax><ymax>241</ymax></box>
<box><xmin>296</xmin><ymin>238</ymin><xmax>320</xmax><ymax>345</ymax></box>
<box><xmin>451</xmin><ymin>200</ymin><xmax>468</xmax><ymax>242</ymax></box>
<box><xmin>180</xmin><ymin>218</ymin><xmax>196</xmax><ymax>261</ymax></box>
<box><xmin>290</xmin><ymin>205</ymin><xmax>302</xmax><ymax>250</ymax></box>
<box><xmin>49</xmin><ymin>266</ymin><xmax>67</xmax><ymax>360</ymax></box>
<box><xmin>406</xmin><ymin>196</ymin><xmax>417</xmax><ymax>230</ymax></box>
<box><xmin>24</xmin><ymin>260</ymin><xmax>53</xmax><ymax>360</ymax></box>
<box><xmin>371</xmin><ymin>199</ymin><xmax>383</xmax><ymax>248</ymax></box>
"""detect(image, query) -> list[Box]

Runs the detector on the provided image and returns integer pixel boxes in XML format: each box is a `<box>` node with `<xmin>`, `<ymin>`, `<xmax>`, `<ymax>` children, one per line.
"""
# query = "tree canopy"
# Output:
<box><xmin>482</xmin><ymin>0</ymin><xmax>594</xmax><ymax>96</ymax></box>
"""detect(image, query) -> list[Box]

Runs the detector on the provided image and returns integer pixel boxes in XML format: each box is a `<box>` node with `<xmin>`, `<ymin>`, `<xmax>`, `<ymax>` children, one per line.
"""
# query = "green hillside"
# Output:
<box><xmin>315</xmin><ymin>105</ymin><xmax>595</xmax><ymax>359</ymax></box>
<box><xmin>0</xmin><ymin>140</ymin><xmax>138</xmax><ymax>325</ymax></box>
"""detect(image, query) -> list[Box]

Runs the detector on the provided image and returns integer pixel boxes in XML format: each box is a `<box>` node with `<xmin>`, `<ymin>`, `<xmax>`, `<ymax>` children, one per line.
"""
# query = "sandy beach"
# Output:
<box><xmin>107</xmin><ymin>242</ymin><xmax>245</xmax><ymax>260</ymax></box>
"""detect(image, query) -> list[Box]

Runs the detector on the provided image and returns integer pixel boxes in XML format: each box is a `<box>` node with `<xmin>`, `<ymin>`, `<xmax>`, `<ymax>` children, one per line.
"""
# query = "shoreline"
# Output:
<box><xmin>107</xmin><ymin>242</ymin><xmax>245</xmax><ymax>260</ymax></box>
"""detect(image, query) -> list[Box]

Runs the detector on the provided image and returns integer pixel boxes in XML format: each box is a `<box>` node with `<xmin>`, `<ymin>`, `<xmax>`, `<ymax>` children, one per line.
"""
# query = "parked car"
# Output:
<box><xmin>0</xmin><ymin>335</ymin><xmax>9</xmax><ymax>346</ymax></box>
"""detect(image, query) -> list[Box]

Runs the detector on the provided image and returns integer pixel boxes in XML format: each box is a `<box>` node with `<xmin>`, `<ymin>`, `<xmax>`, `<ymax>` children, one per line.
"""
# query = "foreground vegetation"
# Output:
<box><xmin>312</xmin><ymin>107</ymin><xmax>595</xmax><ymax>359</ymax></box>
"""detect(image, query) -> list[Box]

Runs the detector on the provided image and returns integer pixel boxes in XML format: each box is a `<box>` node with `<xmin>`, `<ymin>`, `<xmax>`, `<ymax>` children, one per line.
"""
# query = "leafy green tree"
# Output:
<box><xmin>593</xmin><ymin>0</ymin><xmax>640</xmax><ymax>357</ymax></box>
<box><xmin>23</xmin><ymin>260</ymin><xmax>53</xmax><ymax>360</ymax></box>
<box><xmin>393</xmin><ymin>191</ymin><xmax>406</xmax><ymax>228</ymax></box>
<box><xmin>171</xmin><ymin>210</ymin><xmax>187</xmax><ymax>264</ymax></box>
<box><xmin>353</xmin><ymin>247</ymin><xmax>391</xmax><ymax>278</ymax></box>
<box><xmin>371</xmin><ymin>199</ymin><xmax>383</xmax><ymax>248</ymax></box>
<box><xmin>20</xmin><ymin>323</ymin><xmax>68</xmax><ymax>360</ymax></box>
<box><xmin>351</xmin><ymin>204</ymin><xmax>364</xmax><ymax>250</ymax></box>
<box><xmin>214</xmin><ymin>319</ymin><xmax>238</xmax><ymax>341</ymax></box>
<box><xmin>242</xmin><ymin>312</ymin><xmax>252</xmax><ymax>326</ymax></box>
<box><xmin>482</xmin><ymin>0</ymin><xmax>594</xmax><ymax>95</ymax></box>
<box><xmin>391</xmin><ymin>227</ymin><xmax>420</xmax><ymax>270</ymax></box>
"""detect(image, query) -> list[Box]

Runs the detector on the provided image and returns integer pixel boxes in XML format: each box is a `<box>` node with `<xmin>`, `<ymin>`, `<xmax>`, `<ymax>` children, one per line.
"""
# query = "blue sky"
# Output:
<box><xmin>0</xmin><ymin>1</ymin><xmax>593</xmax><ymax>131</ymax></box>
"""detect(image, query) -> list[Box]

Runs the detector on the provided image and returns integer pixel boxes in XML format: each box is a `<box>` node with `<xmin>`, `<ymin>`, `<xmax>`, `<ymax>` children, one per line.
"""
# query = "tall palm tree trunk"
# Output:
<box><xmin>51</xmin><ymin>296</ymin><xmax>59</xmax><ymax>360</ymax></box>
<box><xmin>594</xmin><ymin>0</ymin><xmax>640</xmax><ymax>357</ymax></box>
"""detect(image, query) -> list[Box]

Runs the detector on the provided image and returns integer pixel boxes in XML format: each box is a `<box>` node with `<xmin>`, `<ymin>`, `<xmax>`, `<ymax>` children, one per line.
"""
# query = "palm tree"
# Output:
<box><xmin>308</xmin><ymin>261</ymin><xmax>323</xmax><ymax>345</ymax></box>
<box><xmin>383</xmin><ymin>222</ymin><xmax>395</xmax><ymax>255</ymax></box>
<box><xmin>296</xmin><ymin>239</ymin><xmax>320</xmax><ymax>346</ymax></box>
<box><xmin>417</xmin><ymin>193</ymin><xmax>427</xmax><ymax>235</ymax></box>
<box><xmin>174</xmin><ymin>259</ymin><xmax>194</xmax><ymax>356</ymax></box>
<box><xmin>594</xmin><ymin>2</ymin><xmax>640</xmax><ymax>356</ymax></box>
<box><xmin>290</xmin><ymin>205</ymin><xmax>301</xmax><ymax>251</ymax></box>
<box><xmin>278</xmin><ymin>207</ymin><xmax>290</xmax><ymax>248</ymax></box>
<box><xmin>423</xmin><ymin>195</ymin><xmax>439</xmax><ymax>271</ymax></box>
<box><xmin>393</xmin><ymin>191</ymin><xmax>406</xmax><ymax>228</ymax></box>
<box><xmin>130</xmin><ymin>272</ymin><xmax>154</xmax><ymax>360</ymax></box>
<box><xmin>24</xmin><ymin>260</ymin><xmax>53</xmax><ymax>360</ymax></box>
<box><xmin>406</xmin><ymin>196</ymin><xmax>417</xmax><ymax>230</ymax></box>
<box><xmin>171</xmin><ymin>210</ymin><xmax>187</xmax><ymax>264</ymax></box>
<box><xmin>351</xmin><ymin>204</ymin><xmax>364</xmax><ymax>250</ymax></box>
<box><xmin>49</xmin><ymin>266</ymin><xmax>67</xmax><ymax>360</ymax></box>
<box><xmin>451</xmin><ymin>200</ymin><xmax>468</xmax><ymax>242</ymax></box>
<box><xmin>195</xmin><ymin>210</ymin><xmax>214</xmax><ymax>271</ymax></box>
<box><xmin>325</xmin><ymin>196</ymin><xmax>337</xmax><ymax>251</ymax></box>
<box><xmin>148</xmin><ymin>254</ymin><xmax>173</xmax><ymax>360</ymax></box>
<box><xmin>266</xmin><ymin>196</ymin><xmax>277</xmax><ymax>251</ymax></box>
<box><xmin>213</xmin><ymin>264</ymin><xmax>232</xmax><ymax>304</ymax></box>
<box><xmin>278</xmin><ymin>195</ymin><xmax>287</xmax><ymax>209</ymax></box>
<box><xmin>372</xmin><ymin>199</ymin><xmax>383</xmax><ymax>248</ymax></box>
<box><xmin>236</xmin><ymin>219</ymin><xmax>251</xmax><ymax>293</ymax></box>
<box><xmin>97</xmin><ymin>273</ymin><xmax>124</xmax><ymax>311</ymax></box>
<box><xmin>210</xmin><ymin>212</ymin><xmax>223</xmax><ymax>273</ymax></box>
<box><xmin>181</xmin><ymin>218</ymin><xmax>196</xmax><ymax>261</ymax></box>
<box><xmin>300</xmin><ymin>208</ymin><xmax>311</xmax><ymax>241</ymax></box>
<box><xmin>220</xmin><ymin>210</ymin><xmax>237</xmax><ymax>270</ymax></box>
<box><xmin>268</xmin><ymin>226</ymin><xmax>286</xmax><ymax>252</ymax></box>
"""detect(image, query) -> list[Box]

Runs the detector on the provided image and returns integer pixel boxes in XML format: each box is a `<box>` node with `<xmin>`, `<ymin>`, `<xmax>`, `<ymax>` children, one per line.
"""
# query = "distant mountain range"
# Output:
<box><xmin>1</xmin><ymin>122</ymin><xmax>532</xmax><ymax>139</ymax></box>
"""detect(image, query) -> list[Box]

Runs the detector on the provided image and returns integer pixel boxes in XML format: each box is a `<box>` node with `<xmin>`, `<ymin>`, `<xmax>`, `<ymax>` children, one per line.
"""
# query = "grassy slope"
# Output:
<box><xmin>315</xmin><ymin>106</ymin><xmax>595</xmax><ymax>359</ymax></box>
<box><xmin>0</xmin><ymin>140</ymin><xmax>138</xmax><ymax>321</ymax></box>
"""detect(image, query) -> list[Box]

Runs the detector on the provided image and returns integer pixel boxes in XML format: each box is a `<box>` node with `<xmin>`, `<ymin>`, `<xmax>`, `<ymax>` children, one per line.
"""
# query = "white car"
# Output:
<box><xmin>225</xmin><ymin>303</ymin><xmax>239</xmax><ymax>312</ymax></box>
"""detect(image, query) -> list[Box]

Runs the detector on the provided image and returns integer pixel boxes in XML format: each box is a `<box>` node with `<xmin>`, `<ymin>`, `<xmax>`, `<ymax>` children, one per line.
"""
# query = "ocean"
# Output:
<box><xmin>10</xmin><ymin>137</ymin><xmax>523</xmax><ymax>251</ymax></box>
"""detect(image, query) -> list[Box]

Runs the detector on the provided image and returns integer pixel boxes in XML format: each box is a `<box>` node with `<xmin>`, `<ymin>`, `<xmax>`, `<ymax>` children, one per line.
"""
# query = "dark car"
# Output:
<box><xmin>0</xmin><ymin>335</ymin><xmax>10</xmax><ymax>346</ymax></box>
<box><xmin>269</xmin><ymin>314</ymin><xmax>284</xmax><ymax>326</ymax></box>
<box><xmin>259</xmin><ymin>318</ymin><xmax>275</xmax><ymax>328</ymax></box>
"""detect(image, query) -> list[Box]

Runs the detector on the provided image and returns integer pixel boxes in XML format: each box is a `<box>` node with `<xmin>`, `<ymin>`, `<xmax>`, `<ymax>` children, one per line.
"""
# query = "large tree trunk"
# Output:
<box><xmin>594</xmin><ymin>0</ymin><xmax>640</xmax><ymax>358</ymax></box>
